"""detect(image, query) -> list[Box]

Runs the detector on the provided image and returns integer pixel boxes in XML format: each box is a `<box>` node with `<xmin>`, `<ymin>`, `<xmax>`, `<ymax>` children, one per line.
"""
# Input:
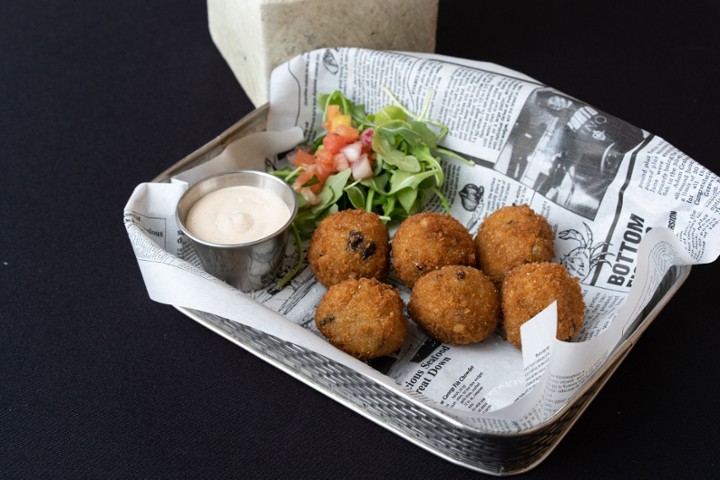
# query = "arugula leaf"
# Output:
<box><xmin>373</xmin><ymin>105</ymin><xmax>406</xmax><ymax>124</ymax></box>
<box><xmin>360</xmin><ymin>172</ymin><xmax>389</xmax><ymax>192</ymax></box>
<box><xmin>372</xmin><ymin>132</ymin><xmax>421</xmax><ymax>172</ymax></box>
<box><xmin>409</xmin><ymin>121</ymin><xmax>440</xmax><ymax>148</ymax></box>
<box><xmin>381</xmin><ymin>195</ymin><xmax>397</xmax><ymax>218</ymax></box>
<box><xmin>388</xmin><ymin>169</ymin><xmax>439</xmax><ymax>195</ymax></box>
<box><xmin>397</xmin><ymin>187</ymin><xmax>420</xmax><ymax>214</ymax></box>
<box><xmin>345</xmin><ymin>184</ymin><xmax>366</xmax><ymax>209</ymax></box>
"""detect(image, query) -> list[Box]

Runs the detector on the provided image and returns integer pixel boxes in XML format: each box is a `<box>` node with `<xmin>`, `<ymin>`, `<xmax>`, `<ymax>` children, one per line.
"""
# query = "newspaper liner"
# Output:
<box><xmin>123</xmin><ymin>48</ymin><xmax>720</xmax><ymax>432</ymax></box>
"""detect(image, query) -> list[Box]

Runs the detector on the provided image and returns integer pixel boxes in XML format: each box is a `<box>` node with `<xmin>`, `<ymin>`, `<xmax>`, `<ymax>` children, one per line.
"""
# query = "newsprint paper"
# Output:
<box><xmin>124</xmin><ymin>48</ymin><xmax>720</xmax><ymax>432</ymax></box>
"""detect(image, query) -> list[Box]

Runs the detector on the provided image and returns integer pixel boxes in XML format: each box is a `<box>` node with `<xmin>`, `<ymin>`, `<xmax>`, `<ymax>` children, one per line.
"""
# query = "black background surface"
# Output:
<box><xmin>2</xmin><ymin>1</ymin><xmax>719</xmax><ymax>478</ymax></box>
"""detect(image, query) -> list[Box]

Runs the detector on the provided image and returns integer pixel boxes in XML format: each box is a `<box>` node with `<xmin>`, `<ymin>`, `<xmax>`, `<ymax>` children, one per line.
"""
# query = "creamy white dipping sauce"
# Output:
<box><xmin>185</xmin><ymin>185</ymin><xmax>291</xmax><ymax>244</ymax></box>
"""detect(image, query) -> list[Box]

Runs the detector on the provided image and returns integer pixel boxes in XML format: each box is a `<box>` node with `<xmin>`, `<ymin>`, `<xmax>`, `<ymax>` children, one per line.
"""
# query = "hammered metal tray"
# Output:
<box><xmin>152</xmin><ymin>105</ymin><xmax>690</xmax><ymax>476</ymax></box>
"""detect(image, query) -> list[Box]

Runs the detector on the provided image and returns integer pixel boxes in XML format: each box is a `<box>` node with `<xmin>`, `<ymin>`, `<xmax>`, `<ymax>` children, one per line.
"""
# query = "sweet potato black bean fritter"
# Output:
<box><xmin>391</xmin><ymin>211</ymin><xmax>476</xmax><ymax>288</ymax></box>
<box><xmin>501</xmin><ymin>262</ymin><xmax>585</xmax><ymax>349</ymax></box>
<box><xmin>308</xmin><ymin>209</ymin><xmax>390</xmax><ymax>287</ymax></box>
<box><xmin>314</xmin><ymin>278</ymin><xmax>407</xmax><ymax>360</ymax></box>
<box><xmin>475</xmin><ymin>204</ymin><xmax>554</xmax><ymax>286</ymax></box>
<box><xmin>408</xmin><ymin>265</ymin><xmax>499</xmax><ymax>345</ymax></box>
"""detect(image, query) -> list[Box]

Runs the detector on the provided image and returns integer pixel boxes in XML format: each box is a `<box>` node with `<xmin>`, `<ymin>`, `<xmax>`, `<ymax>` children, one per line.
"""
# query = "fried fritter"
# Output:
<box><xmin>314</xmin><ymin>278</ymin><xmax>407</xmax><ymax>360</ymax></box>
<box><xmin>501</xmin><ymin>262</ymin><xmax>585</xmax><ymax>349</ymax></box>
<box><xmin>308</xmin><ymin>209</ymin><xmax>390</xmax><ymax>287</ymax></box>
<box><xmin>408</xmin><ymin>265</ymin><xmax>499</xmax><ymax>345</ymax></box>
<box><xmin>475</xmin><ymin>204</ymin><xmax>554</xmax><ymax>286</ymax></box>
<box><xmin>391</xmin><ymin>211</ymin><xmax>476</xmax><ymax>288</ymax></box>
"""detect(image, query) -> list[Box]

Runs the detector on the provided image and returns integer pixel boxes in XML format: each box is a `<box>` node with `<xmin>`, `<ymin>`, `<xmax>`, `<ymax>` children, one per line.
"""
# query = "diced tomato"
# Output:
<box><xmin>290</xmin><ymin>105</ymin><xmax>373</xmax><ymax>195</ymax></box>
<box><xmin>314</xmin><ymin>148</ymin><xmax>337</xmax><ymax>173</ymax></box>
<box><xmin>292</xmin><ymin>170</ymin><xmax>313</xmax><ymax>192</ymax></box>
<box><xmin>323</xmin><ymin>104</ymin><xmax>341</xmax><ymax>131</ymax></box>
<box><xmin>335</xmin><ymin>124</ymin><xmax>359</xmax><ymax>142</ymax></box>
<box><xmin>293</xmin><ymin>164</ymin><xmax>329</xmax><ymax>194</ymax></box>
<box><xmin>291</xmin><ymin>149</ymin><xmax>315</xmax><ymax>167</ymax></box>
<box><xmin>323</xmin><ymin>103</ymin><xmax>354</xmax><ymax>135</ymax></box>
<box><xmin>329</xmin><ymin>114</ymin><xmax>352</xmax><ymax>133</ymax></box>
<box><xmin>322</xmin><ymin>133</ymin><xmax>352</xmax><ymax>154</ymax></box>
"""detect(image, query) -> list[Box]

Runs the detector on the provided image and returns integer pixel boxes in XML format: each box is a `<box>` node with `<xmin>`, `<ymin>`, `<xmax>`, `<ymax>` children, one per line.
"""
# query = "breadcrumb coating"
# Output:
<box><xmin>501</xmin><ymin>262</ymin><xmax>585</xmax><ymax>349</ymax></box>
<box><xmin>392</xmin><ymin>211</ymin><xmax>476</xmax><ymax>288</ymax></box>
<box><xmin>409</xmin><ymin>265</ymin><xmax>500</xmax><ymax>345</ymax></box>
<box><xmin>314</xmin><ymin>278</ymin><xmax>407</xmax><ymax>360</ymax></box>
<box><xmin>475</xmin><ymin>204</ymin><xmax>554</xmax><ymax>286</ymax></box>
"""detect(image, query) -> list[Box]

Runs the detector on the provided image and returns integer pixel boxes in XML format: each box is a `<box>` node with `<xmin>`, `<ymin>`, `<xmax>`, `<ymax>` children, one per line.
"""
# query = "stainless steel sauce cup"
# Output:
<box><xmin>176</xmin><ymin>170</ymin><xmax>297</xmax><ymax>292</ymax></box>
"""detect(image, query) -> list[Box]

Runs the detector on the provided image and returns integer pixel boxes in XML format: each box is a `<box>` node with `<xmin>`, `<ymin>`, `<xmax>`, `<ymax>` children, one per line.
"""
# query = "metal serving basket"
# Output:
<box><xmin>152</xmin><ymin>105</ymin><xmax>691</xmax><ymax>476</ymax></box>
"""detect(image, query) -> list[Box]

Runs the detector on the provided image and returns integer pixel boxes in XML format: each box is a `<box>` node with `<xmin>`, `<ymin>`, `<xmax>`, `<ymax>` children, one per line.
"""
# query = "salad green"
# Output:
<box><xmin>271</xmin><ymin>89</ymin><xmax>470</xmax><ymax>240</ymax></box>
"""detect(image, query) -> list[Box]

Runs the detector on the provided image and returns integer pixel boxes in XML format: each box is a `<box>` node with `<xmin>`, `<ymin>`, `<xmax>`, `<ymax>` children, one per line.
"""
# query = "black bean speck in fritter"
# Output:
<box><xmin>456</xmin><ymin>270</ymin><xmax>466</xmax><ymax>280</ymax></box>
<box><xmin>320</xmin><ymin>315</ymin><xmax>335</xmax><ymax>327</ymax></box>
<box><xmin>362</xmin><ymin>242</ymin><xmax>376</xmax><ymax>260</ymax></box>
<box><xmin>347</xmin><ymin>230</ymin><xmax>364</xmax><ymax>251</ymax></box>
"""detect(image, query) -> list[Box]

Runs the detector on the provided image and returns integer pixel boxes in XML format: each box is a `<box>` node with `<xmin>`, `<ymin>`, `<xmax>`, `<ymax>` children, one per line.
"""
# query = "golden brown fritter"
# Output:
<box><xmin>391</xmin><ymin>211</ymin><xmax>476</xmax><ymax>288</ymax></box>
<box><xmin>314</xmin><ymin>278</ymin><xmax>407</xmax><ymax>360</ymax></box>
<box><xmin>308</xmin><ymin>209</ymin><xmax>390</xmax><ymax>287</ymax></box>
<box><xmin>475</xmin><ymin>204</ymin><xmax>554</xmax><ymax>286</ymax></box>
<box><xmin>501</xmin><ymin>262</ymin><xmax>585</xmax><ymax>349</ymax></box>
<box><xmin>408</xmin><ymin>265</ymin><xmax>500</xmax><ymax>345</ymax></box>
